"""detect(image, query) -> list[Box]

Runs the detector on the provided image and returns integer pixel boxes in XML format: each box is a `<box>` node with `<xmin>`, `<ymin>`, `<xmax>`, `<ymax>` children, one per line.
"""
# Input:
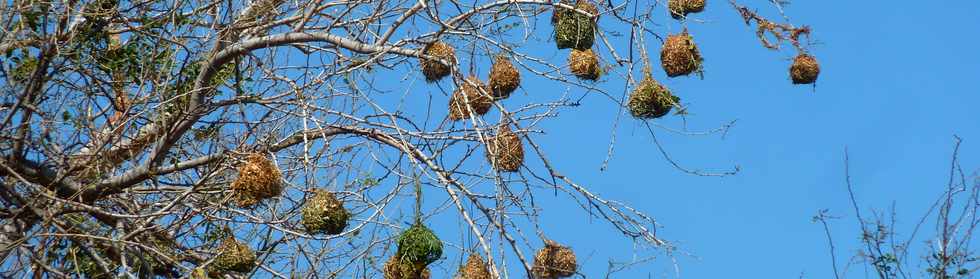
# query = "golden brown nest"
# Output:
<box><xmin>488</xmin><ymin>56</ymin><xmax>521</xmax><ymax>99</ymax></box>
<box><xmin>230</xmin><ymin>153</ymin><xmax>283</xmax><ymax>207</ymax></box>
<box><xmin>660</xmin><ymin>31</ymin><xmax>703</xmax><ymax>78</ymax></box>
<box><xmin>384</xmin><ymin>256</ymin><xmax>432</xmax><ymax>279</ymax></box>
<box><xmin>568</xmin><ymin>48</ymin><xmax>601</xmax><ymax>81</ymax></box>
<box><xmin>420</xmin><ymin>41</ymin><xmax>456</xmax><ymax>82</ymax></box>
<box><xmin>789</xmin><ymin>53</ymin><xmax>820</xmax><ymax>84</ymax></box>
<box><xmin>456</xmin><ymin>253</ymin><xmax>492</xmax><ymax>279</ymax></box>
<box><xmin>531</xmin><ymin>240</ymin><xmax>577</xmax><ymax>279</ymax></box>
<box><xmin>668</xmin><ymin>0</ymin><xmax>706</xmax><ymax>20</ymax></box>
<box><xmin>448</xmin><ymin>77</ymin><xmax>493</xmax><ymax>121</ymax></box>
<box><xmin>485</xmin><ymin>124</ymin><xmax>524</xmax><ymax>172</ymax></box>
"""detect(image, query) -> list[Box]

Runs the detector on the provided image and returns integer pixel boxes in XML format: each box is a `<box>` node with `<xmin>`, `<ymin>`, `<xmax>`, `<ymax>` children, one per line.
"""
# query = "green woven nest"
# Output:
<box><xmin>384</xmin><ymin>256</ymin><xmax>431</xmax><ymax>279</ymax></box>
<box><xmin>554</xmin><ymin>1</ymin><xmax>596</xmax><ymax>50</ymax></box>
<box><xmin>456</xmin><ymin>253</ymin><xmax>492</xmax><ymax>279</ymax></box>
<box><xmin>660</xmin><ymin>31</ymin><xmax>703</xmax><ymax>78</ymax></box>
<box><xmin>531</xmin><ymin>240</ymin><xmax>577</xmax><ymax>279</ymax></box>
<box><xmin>488</xmin><ymin>56</ymin><xmax>521</xmax><ymax>99</ymax></box>
<box><xmin>209</xmin><ymin>236</ymin><xmax>256</xmax><ymax>275</ymax></box>
<box><xmin>396</xmin><ymin>223</ymin><xmax>443</xmax><ymax>268</ymax></box>
<box><xmin>790</xmin><ymin>53</ymin><xmax>820</xmax><ymax>84</ymax></box>
<box><xmin>627</xmin><ymin>77</ymin><xmax>679</xmax><ymax>119</ymax></box>
<box><xmin>301</xmin><ymin>189</ymin><xmax>351</xmax><ymax>235</ymax></box>
<box><xmin>420</xmin><ymin>41</ymin><xmax>456</xmax><ymax>82</ymax></box>
<box><xmin>669</xmin><ymin>0</ymin><xmax>706</xmax><ymax>20</ymax></box>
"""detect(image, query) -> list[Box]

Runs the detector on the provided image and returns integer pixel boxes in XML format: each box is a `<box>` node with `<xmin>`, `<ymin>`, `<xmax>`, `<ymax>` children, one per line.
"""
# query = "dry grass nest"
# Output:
<box><xmin>488</xmin><ymin>56</ymin><xmax>521</xmax><ymax>99</ymax></box>
<box><xmin>669</xmin><ymin>0</ymin><xmax>706</xmax><ymax>20</ymax></box>
<box><xmin>568</xmin><ymin>48</ymin><xmax>601</xmax><ymax>81</ymax></box>
<box><xmin>209</xmin><ymin>236</ymin><xmax>256</xmax><ymax>276</ymax></box>
<box><xmin>532</xmin><ymin>240</ymin><xmax>577</xmax><ymax>279</ymax></box>
<box><xmin>554</xmin><ymin>1</ymin><xmax>596</xmax><ymax>50</ymax></box>
<box><xmin>420</xmin><ymin>41</ymin><xmax>456</xmax><ymax>82</ymax></box>
<box><xmin>384</xmin><ymin>256</ymin><xmax>431</xmax><ymax>279</ymax></box>
<box><xmin>485</xmin><ymin>124</ymin><xmax>524</xmax><ymax>172</ymax></box>
<box><xmin>790</xmin><ymin>53</ymin><xmax>820</xmax><ymax>84</ymax></box>
<box><xmin>230</xmin><ymin>153</ymin><xmax>283</xmax><ymax>207</ymax></box>
<box><xmin>628</xmin><ymin>76</ymin><xmax>679</xmax><ymax>119</ymax></box>
<box><xmin>660</xmin><ymin>31</ymin><xmax>703</xmax><ymax>78</ymax></box>
<box><xmin>448</xmin><ymin>77</ymin><xmax>494</xmax><ymax>121</ymax></box>
<box><xmin>301</xmin><ymin>189</ymin><xmax>350</xmax><ymax>235</ymax></box>
<box><xmin>456</xmin><ymin>253</ymin><xmax>492</xmax><ymax>279</ymax></box>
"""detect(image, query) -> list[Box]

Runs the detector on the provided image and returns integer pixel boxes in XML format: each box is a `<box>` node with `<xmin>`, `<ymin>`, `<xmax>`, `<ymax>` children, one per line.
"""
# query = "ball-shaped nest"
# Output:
<box><xmin>488</xmin><ymin>56</ymin><xmax>521</xmax><ymax>99</ymax></box>
<box><xmin>660</xmin><ymin>31</ymin><xmax>703</xmax><ymax>78</ymax></box>
<box><xmin>554</xmin><ymin>1</ymin><xmax>596</xmax><ymax>50</ymax></box>
<box><xmin>420</xmin><ymin>41</ymin><xmax>456</xmax><ymax>82</ymax></box>
<box><xmin>627</xmin><ymin>77</ymin><xmax>679</xmax><ymax>119</ymax></box>
<box><xmin>531</xmin><ymin>240</ymin><xmax>577</xmax><ymax>279</ymax></box>
<box><xmin>485</xmin><ymin>125</ymin><xmax>524</xmax><ymax>172</ymax></box>
<box><xmin>568</xmin><ymin>48</ymin><xmax>601</xmax><ymax>81</ymax></box>
<box><xmin>789</xmin><ymin>53</ymin><xmax>820</xmax><ymax>84</ymax></box>
<box><xmin>230</xmin><ymin>153</ymin><xmax>283</xmax><ymax>208</ymax></box>
<box><xmin>384</xmin><ymin>256</ymin><xmax>431</xmax><ymax>279</ymax></box>
<box><xmin>301</xmin><ymin>189</ymin><xmax>350</xmax><ymax>235</ymax></box>
<box><xmin>210</xmin><ymin>236</ymin><xmax>256</xmax><ymax>275</ymax></box>
<box><xmin>669</xmin><ymin>0</ymin><xmax>706</xmax><ymax>19</ymax></box>
<box><xmin>396</xmin><ymin>223</ymin><xmax>443</xmax><ymax>268</ymax></box>
<box><xmin>456</xmin><ymin>253</ymin><xmax>492</xmax><ymax>279</ymax></box>
<box><xmin>448</xmin><ymin>77</ymin><xmax>493</xmax><ymax>121</ymax></box>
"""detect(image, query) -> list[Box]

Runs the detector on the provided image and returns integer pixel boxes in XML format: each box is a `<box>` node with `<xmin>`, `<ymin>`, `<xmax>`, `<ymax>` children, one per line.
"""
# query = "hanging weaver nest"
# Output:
<box><xmin>488</xmin><ymin>56</ymin><xmax>521</xmax><ymax>99</ymax></box>
<box><xmin>209</xmin><ymin>236</ymin><xmax>256</xmax><ymax>275</ymax></box>
<box><xmin>395</xmin><ymin>223</ymin><xmax>443</xmax><ymax>276</ymax></box>
<box><xmin>420</xmin><ymin>41</ymin><xmax>456</xmax><ymax>82</ymax></box>
<box><xmin>230</xmin><ymin>153</ymin><xmax>283</xmax><ymax>207</ymax></box>
<box><xmin>300</xmin><ymin>189</ymin><xmax>350</xmax><ymax>235</ymax></box>
<box><xmin>384</xmin><ymin>256</ymin><xmax>431</xmax><ymax>279</ymax></box>
<box><xmin>485</xmin><ymin>124</ymin><xmax>524</xmax><ymax>172</ymax></box>
<box><xmin>789</xmin><ymin>53</ymin><xmax>820</xmax><ymax>84</ymax></box>
<box><xmin>554</xmin><ymin>1</ymin><xmax>596</xmax><ymax>50</ymax></box>
<box><xmin>456</xmin><ymin>253</ymin><xmax>492</xmax><ymax>279</ymax></box>
<box><xmin>668</xmin><ymin>0</ymin><xmax>706</xmax><ymax>20</ymax></box>
<box><xmin>660</xmin><ymin>31</ymin><xmax>703</xmax><ymax>78</ymax></box>
<box><xmin>531</xmin><ymin>240</ymin><xmax>577</xmax><ymax>279</ymax></box>
<box><xmin>628</xmin><ymin>76</ymin><xmax>679</xmax><ymax>119</ymax></box>
<box><xmin>568</xmin><ymin>48</ymin><xmax>601</xmax><ymax>81</ymax></box>
<box><xmin>448</xmin><ymin>77</ymin><xmax>493</xmax><ymax>121</ymax></box>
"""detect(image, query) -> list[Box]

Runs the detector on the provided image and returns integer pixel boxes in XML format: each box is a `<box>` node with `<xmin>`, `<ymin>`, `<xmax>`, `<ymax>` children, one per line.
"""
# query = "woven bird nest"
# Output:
<box><xmin>660</xmin><ymin>31</ymin><xmax>703</xmax><ymax>78</ymax></box>
<box><xmin>485</xmin><ymin>124</ymin><xmax>524</xmax><ymax>172</ymax></box>
<box><xmin>531</xmin><ymin>240</ymin><xmax>577</xmax><ymax>279</ymax></box>
<box><xmin>209</xmin><ymin>236</ymin><xmax>256</xmax><ymax>275</ymax></box>
<box><xmin>488</xmin><ymin>56</ymin><xmax>521</xmax><ymax>99</ymax></box>
<box><xmin>396</xmin><ymin>223</ymin><xmax>443</xmax><ymax>273</ymax></box>
<box><xmin>628</xmin><ymin>76</ymin><xmax>679</xmax><ymax>119</ymax></box>
<box><xmin>568</xmin><ymin>48</ymin><xmax>601</xmax><ymax>81</ymax></box>
<box><xmin>448</xmin><ymin>77</ymin><xmax>493</xmax><ymax>121</ymax></box>
<box><xmin>554</xmin><ymin>1</ymin><xmax>596</xmax><ymax>50</ymax></box>
<box><xmin>384</xmin><ymin>256</ymin><xmax>431</xmax><ymax>279</ymax></box>
<box><xmin>420</xmin><ymin>41</ymin><xmax>456</xmax><ymax>82</ymax></box>
<box><xmin>790</xmin><ymin>53</ymin><xmax>820</xmax><ymax>84</ymax></box>
<box><xmin>301</xmin><ymin>189</ymin><xmax>350</xmax><ymax>235</ymax></box>
<box><xmin>230</xmin><ymin>153</ymin><xmax>283</xmax><ymax>207</ymax></box>
<box><xmin>668</xmin><ymin>0</ymin><xmax>706</xmax><ymax>19</ymax></box>
<box><xmin>456</xmin><ymin>253</ymin><xmax>492</xmax><ymax>279</ymax></box>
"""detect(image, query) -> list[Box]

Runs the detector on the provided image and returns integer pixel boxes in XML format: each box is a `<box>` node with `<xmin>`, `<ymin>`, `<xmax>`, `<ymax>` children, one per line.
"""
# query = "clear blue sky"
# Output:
<box><xmin>369</xmin><ymin>0</ymin><xmax>980</xmax><ymax>278</ymax></box>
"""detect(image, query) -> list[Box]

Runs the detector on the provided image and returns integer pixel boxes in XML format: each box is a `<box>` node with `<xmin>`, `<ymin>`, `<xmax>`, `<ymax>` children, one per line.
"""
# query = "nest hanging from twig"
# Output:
<box><xmin>488</xmin><ymin>56</ymin><xmax>521</xmax><ymax>99</ymax></box>
<box><xmin>393</xmin><ymin>223</ymin><xmax>443</xmax><ymax>278</ymax></box>
<box><xmin>485</xmin><ymin>124</ymin><xmax>524</xmax><ymax>172</ymax></box>
<box><xmin>301</xmin><ymin>189</ymin><xmax>350</xmax><ymax>235</ymax></box>
<box><xmin>448</xmin><ymin>77</ymin><xmax>493</xmax><ymax>121</ymax></box>
<box><xmin>627</xmin><ymin>76</ymin><xmax>679</xmax><ymax>119</ymax></box>
<box><xmin>660</xmin><ymin>31</ymin><xmax>703</xmax><ymax>78</ymax></box>
<box><xmin>230</xmin><ymin>153</ymin><xmax>283</xmax><ymax>207</ymax></box>
<box><xmin>554</xmin><ymin>1</ymin><xmax>596</xmax><ymax>50</ymax></box>
<box><xmin>531</xmin><ymin>240</ymin><xmax>577</xmax><ymax>279</ymax></box>
<box><xmin>568</xmin><ymin>48</ymin><xmax>601</xmax><ymax>81</ymax></box>
<box><xmin>420</xmin><ymin>41</ymin><xmax>456</xmax><ymax>82</ymax></box>
<box><xmin>456</xmin><ymin>253</ymin><xmax>492</xmax><ymax>279</ymax></box>
<box><xmin>209</xmin><ymin>236</ymin><xmax>256</xmax><ymax>276</ymax></box>
<box><xmin>789</xmin><ymin>53</ymin><xmax>820</xmax><ymax>84</ymax></box>
<box><xmin>384</xmin><ymin>256</ymin><xmax>431</xmax><ymax>279</ymax></box>
<box><xmin>668</xmin><ymin>0</ymin><xmax>706</xmax><ymax>20</ymax></box>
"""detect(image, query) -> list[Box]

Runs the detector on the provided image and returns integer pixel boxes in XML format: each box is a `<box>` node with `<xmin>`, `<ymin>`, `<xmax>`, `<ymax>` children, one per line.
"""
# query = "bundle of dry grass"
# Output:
<box><xmin>789</xmin><ymin>53</ymin><xmax>820</xmax><ymax>84</ymax></box>
<box><xmin>531</xmin><ymin>240</ymin><xmax>577</xmax><ymax>278</ymax></box>
<box><xmin>627</xmin><ymin>76</ymin><xmax>679</xmax><ymax>119</ymax></box>
<box><xmin>485</xmin><ymin>124</ymin><xmax>524</xmax><ymax>172</ymax></box>
<box><xmin>488</xmin><ymin>56</ymin><xmax>521</xmax><ymax>99</ymax></box>
<box><xmin>384</xmin><ymin>256</ymin><xmax>431</xmax><ymax>279</ymax></box>
<box><xmin>230</xmin><ymin>153</ymin><xmax>283</xmax><ymax>207</ymax></box>
<box><xmin>301</xmin><ymin>189</ymin><xmax>350</xmax><ymax>235</ymax></box>
<box><xmin>554</xmin><ymin>1</ymin><xmax>596</xmax><ymax>50</ymax></box>
<box><xmin>448</xmin><ymin>77</ymin><xmax>493</xmax><ymax>121</ymax></box>
<box><xmin>660</xmin><ymin>31</ymin><xmax>703</xmax><ymax>78</ymax></box>
<box><xmin>568</xmin><ymin>48</ymin><xmax>601</xmax><ymax>81</ymax></box>
<box><xmin>668</xmin><ymin>0</ymin><xmax>706</xmax><ymax>19</ymax></box>
<box><xmin>209</xmin><ymin>236</ymin><xmax>256</xmax><ymax>276</ymax></box>
<box><xmin>420</xmin><ymin>41</ymin><xmax>456</xmax><ymax>82</ymax></box>
<box><xmin>456</xmin><ymin>253</ymin><xmax>492</xmax><ymax>279</ymax></box>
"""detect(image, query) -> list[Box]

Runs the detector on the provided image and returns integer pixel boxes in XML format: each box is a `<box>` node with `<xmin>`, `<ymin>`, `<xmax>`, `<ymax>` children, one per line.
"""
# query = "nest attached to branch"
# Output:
<box><xmin>531</xmin><ymin>240</ymin><xmax>577</xmax><ymax>279</ymax></box>
<box><xmin>488</xmin><ymin>56</ymin><xmax>521</xmax><ymax>99</ymax></box>
<box><xmin>485</xmin><ymin>124</ymin><xmax>524</xmax><ymax>172</ymax></box>
<box><xmin>420</xmin><ymin>41</ymin><xmax>456</xmax><ymax>82</ymax></box>
<box><xmin>628</xmin><ymin>76</ymin><xmax>679</xmax><ymax>119</ymax></box>
<box><xmin>300</xmin><ymin>189</ymin><xmax>350</xmax><ymax>235</ymax></box>
<box><xmin>230</xmin><ymin>153</ymin><xmax>283</xmax><ymax>207</ymax></box>
<box><xmin>393</xmin><ymin>223</ymin><xmax>443</xmax><ymax>277</ymax></box>
<box><xmin>448</xmin><ymin>77</ymin><xmax>494</xmax><ymax>121</ymax></box>
<box><xmin>456</xmin><ymin>253</ymin><xmax>492</xmax><ymax>279</ymax></box>
<box><xmin>384</xmin><ymin>256</ymin><xmax>431</xmax><ymax>279</ymax></box>
<box><xmin>554</xmin><ymin>1</ymin><xmax>596</xmax><ymax>50</ymax></box>
<box><xmin>668</xmin><ymin>0</ymin><xmax>706</xmax><ymax>19</ymax></box>
<box><xmin>790</xmin><ymin>53</ymin><xmax>820</xmax><ymax>84</ymax></box>
<box><xmin>568</xmin><ymin>48</ymin><xmax>601</xmax><ymax>81</ymax></box>
<box><xmin>660</xmin><ymin>31</ymin><xmax>703</xmax><ymax>78</ymax></box>
<box><xmin>209</xmin><ymin>236</ymin><xmax>256</xmax><ymax>275</ymax></box>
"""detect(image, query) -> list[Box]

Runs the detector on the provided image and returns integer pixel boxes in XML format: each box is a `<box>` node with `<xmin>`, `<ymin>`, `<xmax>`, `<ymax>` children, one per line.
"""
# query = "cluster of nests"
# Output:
<box><xmin>383</xmin><ymin>223</ymin><xmax>444</xmax><ymax>279</ymax></box>
<box><xmin>532</xmin><ymin>240</ymin><xmax>578</xmax><ymax>279</ymax></box>
<box><xmin>553</xmin><ymin>0</ymin><xmax>603</xmax><ymax>82</ymax></box>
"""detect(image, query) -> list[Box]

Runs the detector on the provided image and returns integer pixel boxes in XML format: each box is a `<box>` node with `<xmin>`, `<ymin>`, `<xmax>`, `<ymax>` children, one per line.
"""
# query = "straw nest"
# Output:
<box><xmin>554</xmin><ymin>1</ymin><xmax>596</xmax><ymax>50</ymax></box>
<box><xmin>660</xmin><ymin>31</ymin><xmax>703</xmax><ymax>78</ymax></box>
<box><xmin>209</xmin><ymin>236</ymin><xmax>256</xmax><ymax>275</ymax></box>
<box><xmin>384</xmin><ymin>256</ymin><xmax>432</xmax><ymax>279</ymax></box>
<box><xmin>485</xmin><ymin>124</ymin><xmax>524</xmax><ymax>172</ymax></box>
<box><xmin>628</xmin><ymin>76</ymin><xmax>679</xmax><ymax>119</ymax></box>
<box><xmin>789</xmin><ymin>53</ymin><xmax>820</xmax><ymax>84</ymax></box>
<box><xmin>420</xmin><ymin>41</ymin><xmax>456</xmax><ymax>82</ymax></box>
<box><xmin>488</xmin><ymin>56</ymin><xmax>521</xmax><ymax>99</ymax></box>
<box><xmin>301</xmin><ymin>189</ymin><xmax>350</xmax><ymax>235</ymax></box>
<box><xmin>568</xmin><ymin>48</ymin><xmax>601</xmax><ymax>81</ymax></box>
<box><xmin>394</xmin><ymin>223</ymin><xmax>443</xmax><ymax>276</ymax></box>
<box><xmin>448</xmin><ymin>77</ymin><xmax>493</xmax><ymax>121</ymax></box>
<box><xmin>531</xmin><ymin>240</ymin><xmax>577</xmax><ymax>279</ymax></box>
<box><xmin>456</xmin><ymin>253</ymin><xmax>492</xmax><ymax>279</ymax></box>
<box><xmin>668</xmin><ymin>0</ymin><xmax>706</xmax><ymax>19</ymax></box>
<box><xmin>230</xmin><ymin>153</ymin><xmax>283</xmax><ymax>207</ymax></box>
